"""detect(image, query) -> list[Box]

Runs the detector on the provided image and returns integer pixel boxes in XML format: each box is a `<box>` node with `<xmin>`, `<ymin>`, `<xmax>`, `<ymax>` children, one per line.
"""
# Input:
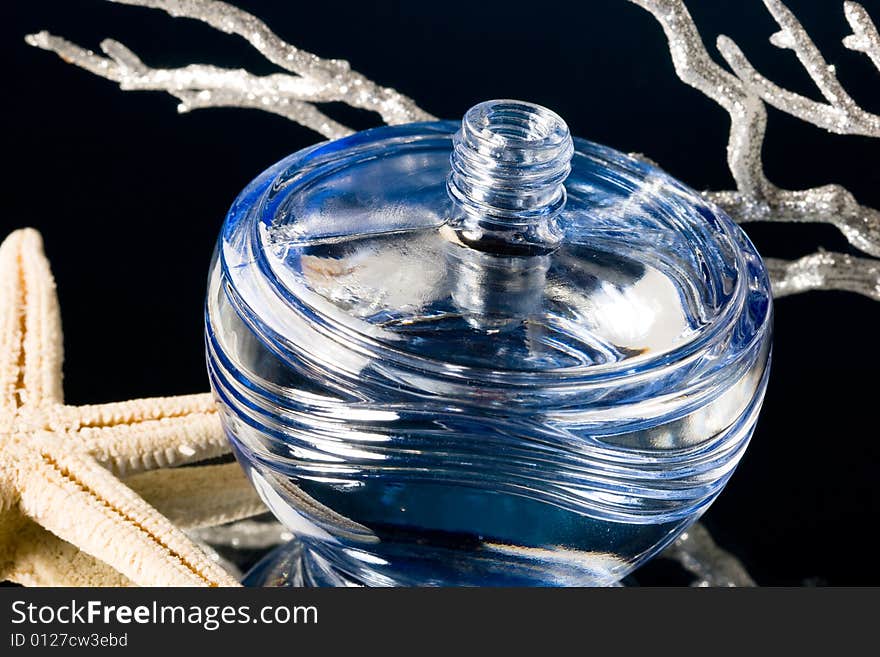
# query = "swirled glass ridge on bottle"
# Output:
<box><xmin>205</xmin><ymin>100</ymin><xmax>772</xmax><ymax>587</ymax></box>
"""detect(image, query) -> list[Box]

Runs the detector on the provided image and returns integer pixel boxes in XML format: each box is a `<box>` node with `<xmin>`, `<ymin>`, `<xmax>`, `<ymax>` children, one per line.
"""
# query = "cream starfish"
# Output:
<box><xmin>0</xmin><ymin>228</ymin><xmax>265</xmax><ymax>586</ymax></box>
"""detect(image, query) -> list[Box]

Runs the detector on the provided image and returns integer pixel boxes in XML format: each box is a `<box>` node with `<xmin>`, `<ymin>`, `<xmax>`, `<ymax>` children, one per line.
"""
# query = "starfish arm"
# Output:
<box><xmin>2</xmin><ymin>515</ymin><xmax>133</xmax><ymax>586</ymax></box>
<box><xmin>125</xmin><ymin>462</ymin><xmax>265</xmax><ymax>530</ymax></box>
<box><xmin>16</xmin><ymin>433</ymin><xmax>239</xmax><ymax>586</ymax></box>
<box><xmin>2</xmin><ymin>463</ymin><xmax>260</xmax><ymax>587</ymax></box>
<box><xmin>0</xmin><ymin>229</ymin><xmax>64</xmax><ymax>415</ymax></box>
<box><xmin>58</xmin><ymin>393</ymin><xmax>231</xmax><ymax>475</ymax></box>
<box><xmin>63</xmin><ymin>392</ymin><xmax>217</xmax><ymax>425</ymax></box>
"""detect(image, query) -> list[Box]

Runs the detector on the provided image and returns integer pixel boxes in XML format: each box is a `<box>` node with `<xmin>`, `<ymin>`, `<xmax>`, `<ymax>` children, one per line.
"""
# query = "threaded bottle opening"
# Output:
<box><xmin>447</xmin><ymin>100</ymin><xmax>574</xmax><ymax>253</ymax></box>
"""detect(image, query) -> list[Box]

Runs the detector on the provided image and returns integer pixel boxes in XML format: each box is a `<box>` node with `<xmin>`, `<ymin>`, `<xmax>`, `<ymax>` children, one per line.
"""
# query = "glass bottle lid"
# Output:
<box><xmin>222</xmin><ymin>100</ymin><xmax>764</xmax><ymax>383</ymax></box>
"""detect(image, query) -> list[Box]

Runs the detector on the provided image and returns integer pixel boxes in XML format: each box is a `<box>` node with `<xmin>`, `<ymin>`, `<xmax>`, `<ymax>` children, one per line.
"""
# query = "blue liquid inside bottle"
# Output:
<box><xmin>206</xmin><ymin>101</ymin><xmax>772</xmax><ymax>586</ymax></box>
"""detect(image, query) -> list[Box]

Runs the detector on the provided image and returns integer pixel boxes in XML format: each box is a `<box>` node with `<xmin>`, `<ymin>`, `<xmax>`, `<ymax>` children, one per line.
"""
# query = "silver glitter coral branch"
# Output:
<box><xmin>717</xmin><ymin>0</ymin><xmax>880</xmax><ymax>138</ymax></box>
<box><xmin>629</xmin><ymin>0</ymin><xmax>880</xmax><ymax>299</ymax></box>
<box><xmin>26</xmin><ymin>0</ymin><xmax>880</xmax><ymax>300</ymax></box>
<box><xmin>26</xmin><ymin>0</ymin><xmax>434</xmax><ymax>139</ymax></box>
<box><xmin>767</xmin><ymin>251</ymin><xmax>880</xmax><ymax>300</ymax></box>
<box><xmin>844</xmin><ymin>0</ymin><xmax>880</xmax><ymax>70</ymax></box>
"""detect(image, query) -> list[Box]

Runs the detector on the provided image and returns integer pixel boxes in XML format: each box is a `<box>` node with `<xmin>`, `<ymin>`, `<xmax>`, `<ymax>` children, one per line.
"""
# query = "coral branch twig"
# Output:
<box><xmin>716</xmin><ymin>0</ymin><xmax>880</xmax><ymax>137</ymax></box>
<box><xmin>26</xmin><ymin>0</ymin><xmax>434</xmax><ymax>139</ymax></box>
<box><xmin>844</xmin><ymin>1</ymin><xmax>880</xmax><ymax>71</ymax></box>
<box><xmin>628</xmin><ymin>0</ymin><xmax>880</xmax><ymax>263</ymax></box>
<box><xmin>766</xmin><ymin>251</ymin><xmax>880</xmax><ymax>300</ymax></box>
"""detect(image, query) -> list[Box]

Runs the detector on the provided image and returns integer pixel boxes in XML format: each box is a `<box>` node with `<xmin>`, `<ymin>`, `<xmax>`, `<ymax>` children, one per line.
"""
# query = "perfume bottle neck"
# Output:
<box><xmin>447</xmin><ymin>100</ymin><xmax>574</xmax><ymax>255</ymax></box>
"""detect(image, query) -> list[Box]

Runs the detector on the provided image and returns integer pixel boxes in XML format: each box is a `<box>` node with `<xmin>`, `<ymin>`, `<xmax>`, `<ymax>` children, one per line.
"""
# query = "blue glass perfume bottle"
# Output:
<box><xmin>205</xmin><ymin>100</ymin><xmax>772</xmax><ymax>587</ymax></box>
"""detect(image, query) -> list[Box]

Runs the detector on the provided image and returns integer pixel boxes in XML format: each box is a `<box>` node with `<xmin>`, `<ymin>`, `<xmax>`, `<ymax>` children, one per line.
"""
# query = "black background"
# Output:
<box><xmin>4</xmin><ymin>0</ymin><xmax>879</xmax><ymax>585</ymax></box>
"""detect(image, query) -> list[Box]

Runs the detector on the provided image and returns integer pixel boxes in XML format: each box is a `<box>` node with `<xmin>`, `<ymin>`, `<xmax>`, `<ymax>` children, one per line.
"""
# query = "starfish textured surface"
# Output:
<box><xmin>0</xmin><ymin>228</ymin><xmax>261</xmax><ymax>586</ymax></box>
